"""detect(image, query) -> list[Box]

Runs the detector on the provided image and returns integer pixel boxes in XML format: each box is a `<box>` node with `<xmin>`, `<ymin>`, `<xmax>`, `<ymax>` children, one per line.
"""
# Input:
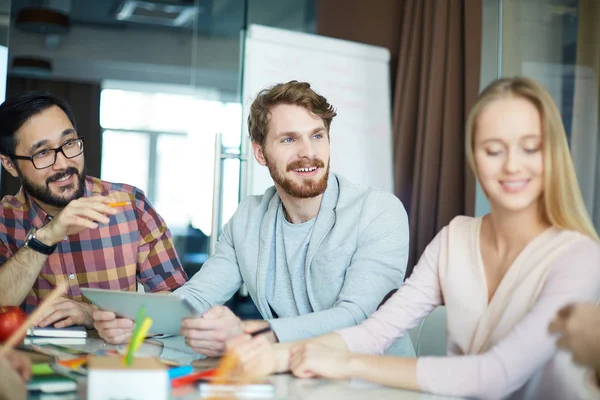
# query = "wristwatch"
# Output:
<box><xmin>23</xmin><ymin>227</ymin><xmax>57</xmax><ymax>255</ymax></box>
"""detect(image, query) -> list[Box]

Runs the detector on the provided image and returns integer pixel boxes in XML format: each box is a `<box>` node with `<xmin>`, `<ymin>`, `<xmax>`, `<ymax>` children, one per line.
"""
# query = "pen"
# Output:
<box><xmin>249</xmin><ymin>326</ymin><xmax>272</xmax><ymax>337</ymax></box>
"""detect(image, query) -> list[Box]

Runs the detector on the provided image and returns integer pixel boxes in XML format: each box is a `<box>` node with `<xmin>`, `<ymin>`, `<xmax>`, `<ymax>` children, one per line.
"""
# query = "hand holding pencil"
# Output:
<box><xmin>180</xmin><ymin>305</ymin><xmax>246</xmax><ymax>358</ymax></box>
<box><xmin>217</xmin><ymin>326</ymin><xmax>276</xmax><ymax>383</ymax></box>
<box><xmin>36</xmin><ymin>196</ymin><xmax>130</xmax><ymax>246</ymax></box>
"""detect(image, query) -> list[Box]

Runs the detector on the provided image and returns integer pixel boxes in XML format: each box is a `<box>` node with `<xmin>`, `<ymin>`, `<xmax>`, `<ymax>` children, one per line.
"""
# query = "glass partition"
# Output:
<box><xmin>477</xmin><ymin>0</ymin><xmax>599</xmax><ymax>231</ymax></box>
<box><xmin>5</xmin><ymin>0</ymin><xmax>316</xmax><ymax>282</ymax></box>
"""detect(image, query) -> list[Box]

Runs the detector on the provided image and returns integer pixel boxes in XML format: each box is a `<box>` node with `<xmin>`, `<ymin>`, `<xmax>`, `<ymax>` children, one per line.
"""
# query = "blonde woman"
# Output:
<box><xmin>228</xmin><ymin>77</ymin><xmax>600</xmax><ymax>400</ymax></box>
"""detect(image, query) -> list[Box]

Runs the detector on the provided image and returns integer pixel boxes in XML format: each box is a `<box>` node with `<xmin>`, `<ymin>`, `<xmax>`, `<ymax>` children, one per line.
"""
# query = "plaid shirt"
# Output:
<box><xmin>0</xmin><ymin>176</ymin><xmax>187</xmax><ymax>313</ymax></box>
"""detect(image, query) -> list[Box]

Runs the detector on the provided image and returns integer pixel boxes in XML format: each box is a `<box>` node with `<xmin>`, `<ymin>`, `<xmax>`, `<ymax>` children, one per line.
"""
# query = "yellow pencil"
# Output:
<box><xmin>131</xmin><ymin>317</ymin><xmax>153</xmax><ymax>354</ymax></box>
<box><xmin>108</xmin><ymin>202</ymin><xmax>129</xmax><ymax>208</ymax></box>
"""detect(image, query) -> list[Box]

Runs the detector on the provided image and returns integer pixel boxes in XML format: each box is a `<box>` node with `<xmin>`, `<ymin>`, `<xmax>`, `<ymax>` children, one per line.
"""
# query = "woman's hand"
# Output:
<box><xmin>289</xmin><ymin>342</ymin><xmax>351</xmax><ymax>379</ymax></box>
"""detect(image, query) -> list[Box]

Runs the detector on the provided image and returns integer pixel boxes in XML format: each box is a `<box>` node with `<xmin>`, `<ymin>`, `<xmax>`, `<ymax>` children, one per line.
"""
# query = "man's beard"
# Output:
<box><xmin>18</xmin><ymin>166</ymin><xmax>86</xmax><ymax>208</ymax></box>
<box><xmin>265</xmin><ymin>153</ymin><xmax>329</xmax><ymax>198</ymax></box>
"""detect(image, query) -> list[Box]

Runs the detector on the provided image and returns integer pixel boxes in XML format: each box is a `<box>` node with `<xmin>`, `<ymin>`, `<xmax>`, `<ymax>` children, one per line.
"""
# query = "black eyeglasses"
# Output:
<box><xmin>9</xmin><ymin>137</ymin><xmax>85</xmax><ymax>170</ymax></box>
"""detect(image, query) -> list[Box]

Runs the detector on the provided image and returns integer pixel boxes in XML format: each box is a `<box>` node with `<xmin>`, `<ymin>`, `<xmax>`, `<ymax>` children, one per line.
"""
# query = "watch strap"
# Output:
<box><xmin>24</xmin><ymin>228</ymin><xmax>57</xmax><ymax>255</ymax></box>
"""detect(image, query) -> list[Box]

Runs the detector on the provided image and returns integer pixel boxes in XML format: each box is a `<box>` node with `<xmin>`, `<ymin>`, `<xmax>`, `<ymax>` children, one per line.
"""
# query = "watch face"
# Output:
<box><xmin>25</xmin><ymin>228</ymin><xmax>36</xmax><ymax>244</ymax></box>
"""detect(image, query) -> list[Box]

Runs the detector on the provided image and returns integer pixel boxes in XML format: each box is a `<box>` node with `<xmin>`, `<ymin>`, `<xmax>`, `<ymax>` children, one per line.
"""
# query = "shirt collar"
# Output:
<box><xmin>25</xmin><ymin>191</ymin><xmax>50</xmax><ymax>228</ymax></box>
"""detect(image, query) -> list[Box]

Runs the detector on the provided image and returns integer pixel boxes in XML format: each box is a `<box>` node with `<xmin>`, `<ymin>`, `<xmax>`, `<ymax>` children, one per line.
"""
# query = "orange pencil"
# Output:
<box><xmin>170</xmin><ymin>369</ymin><xmax>217</xmax><ymax>388</ymax></box>
<box><xmin>57</xmin><ymin>356</ymin><xmax>87</xmax><ymax>369</ymax></box>
<box><xmin>108</xmin><ymin>202</ymin><xmax>129</xmax><ymax>207</ymax></box>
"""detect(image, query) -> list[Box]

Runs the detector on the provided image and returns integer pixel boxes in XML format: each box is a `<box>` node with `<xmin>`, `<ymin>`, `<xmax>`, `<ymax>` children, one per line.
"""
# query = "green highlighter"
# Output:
<box><xmin>125</xmin><ymin>305</ymin><xmax>150</xmax><ymax>366</ymax></box>
<box><xmin>31</xmin><ymin>363</ymin><xmax>55</xmax><ymax>375</ymax></box>
<box><xmin>28</xmin><ymin>363</ymin><xmax>77</xmax><ymax>393</ymax></box>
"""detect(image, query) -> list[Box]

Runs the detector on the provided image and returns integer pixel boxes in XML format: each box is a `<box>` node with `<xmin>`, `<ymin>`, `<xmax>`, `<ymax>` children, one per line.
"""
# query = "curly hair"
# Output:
<box><xmin>248</xmin><ymin>80</ymin><xmax>337</xmax><ymax>146</ymax></box>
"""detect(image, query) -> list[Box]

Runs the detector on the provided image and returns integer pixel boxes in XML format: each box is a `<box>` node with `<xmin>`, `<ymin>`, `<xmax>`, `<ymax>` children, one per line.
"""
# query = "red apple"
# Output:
<box><xmin>0</xmin><ymin>306</ymin><xmax>27</xmax><ymax>343</ymax></box>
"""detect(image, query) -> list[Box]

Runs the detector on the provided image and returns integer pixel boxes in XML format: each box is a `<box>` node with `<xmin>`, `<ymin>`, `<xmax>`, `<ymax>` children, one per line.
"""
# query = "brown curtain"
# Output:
<box><xmin>317</xmin><ymin>0</ymin><xmax>481</xmax><ymax>276</ymax></box>
<box><xmin>394</xmin><ymin>0</ymin><xmax>480</xmax><ymax>275</ymax></box>
<box><xmin>1</xmin><ymin>77</ymin><xmax>102</xmax><ymax>197</ymax></box>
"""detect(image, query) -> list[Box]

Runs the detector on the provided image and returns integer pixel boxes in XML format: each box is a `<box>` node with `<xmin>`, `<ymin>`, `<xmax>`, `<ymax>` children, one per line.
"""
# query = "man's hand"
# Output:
<box><xmin>549</xmin><ymin>303</ymin><xmax>600</xmax><ymax>376</ymax></box>
<box><xmin>226</xmin><ymin>334</ymin><xmax>278</xmax><ymax>377</ymax></box>
<box><xmin>180</xmin><ymin>305</ymin><xmax>243</xmax><ymax>357</ymax></box>
<box><xmin>93</xmin><ymin>310</ymin><xmax>134</xmax><ymax>344</ymax></box>
<box><xmin>243</xmin><ymin>319</ymin><xmax>278</xmax><ymax>343</ymax></box>
<box><xmin>37</xmin><ymin>196</ymin><xmax>119</xmax><ymax>245</ymax></box>
<box><xmin>37</xmin><ymin>298</ymin><xmax>96</xmax><ymax>328</ymax></box>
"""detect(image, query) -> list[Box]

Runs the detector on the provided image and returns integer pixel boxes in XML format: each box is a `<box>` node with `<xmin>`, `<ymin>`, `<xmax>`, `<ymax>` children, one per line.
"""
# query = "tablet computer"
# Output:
<box><xmin>81</xmin><ymin>288</ymin><xmax>199</xmax><ymax>335</ymax></box>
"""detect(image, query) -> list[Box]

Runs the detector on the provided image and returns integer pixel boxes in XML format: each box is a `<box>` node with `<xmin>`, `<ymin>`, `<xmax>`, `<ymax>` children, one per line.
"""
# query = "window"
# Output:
<box><xmin>100</xmin><ymin>87</ymin><xmax>242</xmax><ymax>238</ymax></box>
<box><xmin>477</xmin><ymin>0</ymin><xmax>600</xmax><ymax>225</ymax></box>
<box><xmin>101</xmin><ymin>130</ymin><xmax>150</xmax><ymax>194</ymax></box>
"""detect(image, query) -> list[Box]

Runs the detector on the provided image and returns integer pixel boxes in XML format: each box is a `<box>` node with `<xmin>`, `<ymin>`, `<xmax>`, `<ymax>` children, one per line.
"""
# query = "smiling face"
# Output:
<box><xmin>252</xmin><ymin>103</ymin><xmax>330</xmax><ymax>198</ymax></box>
<box><xmin>1</xmin><ymin>105</ymin><xmax>86</xmax><ymax>208</ymax></box>
<box><xmin>473</xmin><ymin>96</ymin><xmax>544</xmax><ymax>213</ymax></box>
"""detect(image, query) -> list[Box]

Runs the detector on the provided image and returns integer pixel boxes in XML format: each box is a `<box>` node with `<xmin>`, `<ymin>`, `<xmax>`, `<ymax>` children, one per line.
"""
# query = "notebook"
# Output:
<box><xmin>27</xmin><ymin>325</ymin><xmax>87</xmax><ymax>338</ymax></box>
<box><xmin>27</xmin><ymin>363</ymin><xmax>78</xmax><ymax>394</ymax></box>
<box><xmin>24</xmin><ymin>336</ymin><xmax>87</xmax><ymax>346</ymax></box>
<box><xmin>27</xmin><ymin>374</ymin><xmax>78</xmax><ymax>393</ymax></box>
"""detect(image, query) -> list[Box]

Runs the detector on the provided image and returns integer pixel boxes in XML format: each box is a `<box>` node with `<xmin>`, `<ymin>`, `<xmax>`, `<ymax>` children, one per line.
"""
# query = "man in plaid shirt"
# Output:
<box><xmin>0</xmin><ymin>91</ymin><xmax>187</xmax><ymax>328</ymax></box>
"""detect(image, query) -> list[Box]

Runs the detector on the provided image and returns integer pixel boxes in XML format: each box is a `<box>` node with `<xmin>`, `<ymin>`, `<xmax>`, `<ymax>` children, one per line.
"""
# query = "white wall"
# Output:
<box><xmin>242</xmin><ymin>25</ymin><xmax>393</xmax><ymax>196</ymax></box>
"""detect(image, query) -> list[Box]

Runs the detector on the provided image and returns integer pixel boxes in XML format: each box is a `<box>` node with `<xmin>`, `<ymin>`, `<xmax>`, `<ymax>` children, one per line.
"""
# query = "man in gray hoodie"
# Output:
<box><xmin>93</xmin><ymin>81</ymin><xmax>413</xmax><ymax>357</ymax></box>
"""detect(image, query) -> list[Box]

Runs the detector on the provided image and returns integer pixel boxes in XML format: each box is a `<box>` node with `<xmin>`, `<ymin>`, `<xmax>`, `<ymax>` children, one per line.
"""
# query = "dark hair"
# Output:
<box><xmin>0</xmin><ymin>91</ymin><xmax>76</xmax><ymax>155</ymax></box>
<box><xmin>248</xmin><ymin>80</ymin><xmax>337</xmax><ymax>147</ymax></box>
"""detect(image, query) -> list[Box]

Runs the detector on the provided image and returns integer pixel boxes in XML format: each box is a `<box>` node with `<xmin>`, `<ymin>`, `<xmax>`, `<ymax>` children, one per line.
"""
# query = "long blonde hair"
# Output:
<box><xmin>465</xmin><ymin>77</ymin><xmax>599</xmax><ymax>242</ymax></box>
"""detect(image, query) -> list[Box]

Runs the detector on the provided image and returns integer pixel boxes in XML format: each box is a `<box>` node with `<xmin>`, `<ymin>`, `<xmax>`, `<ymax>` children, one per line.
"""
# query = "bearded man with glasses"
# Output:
<box><xmin>0</xmin><ymin>91</ymin><xmax>187</xmax><ymax>328</ymax></box>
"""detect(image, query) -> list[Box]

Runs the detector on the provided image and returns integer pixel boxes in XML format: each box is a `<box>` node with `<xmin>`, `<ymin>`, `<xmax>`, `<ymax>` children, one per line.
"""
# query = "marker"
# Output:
<box><xmin>124</xmin><ymin>306</ymin><xmax>150</xmax><ymax>366</ymax></box>
<box><xmin>57</xmin><ymin>356</ymin><xmax>87</xmax><ymax>369</ymax></box>
<box><xmin>170</xmin><ymin>369</ymin><xmax>216</xmax><ymax>388</ymax></box>
<box><xmin>31</xmin><ymin>363</ymin><xmax>54</xmax><ymax>375</ymax></box>
<box><xmin>168</xmin><ymin>365</ymin><xmax>194</xmax><ymax>380</ymax></box>
<box><xmin>127</xmin><ymin>317</ymin><xmax>152</xmax><ymax>363</ymax></box>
